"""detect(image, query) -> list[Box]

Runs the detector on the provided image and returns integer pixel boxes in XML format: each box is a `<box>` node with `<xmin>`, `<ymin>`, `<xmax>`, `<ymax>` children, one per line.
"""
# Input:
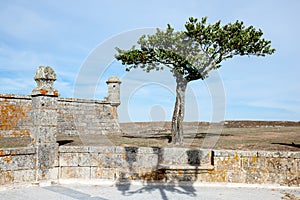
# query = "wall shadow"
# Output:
<box><xmin>45</xmin><ymin>185</ymin><xmax>108</xmax><ymax>200</ymax></box>
<box><xmin>57</xmin><ymin>140</ymin><xmax>74</xmax><ymax>146</ymax></box>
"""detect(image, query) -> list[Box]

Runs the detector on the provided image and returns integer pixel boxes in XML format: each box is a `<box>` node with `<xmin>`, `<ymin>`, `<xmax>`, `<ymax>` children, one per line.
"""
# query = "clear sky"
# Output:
<box><xmin>0</xmin><ymin>0</ymin><xmax>299</xmax><ymax>122</ymax></box>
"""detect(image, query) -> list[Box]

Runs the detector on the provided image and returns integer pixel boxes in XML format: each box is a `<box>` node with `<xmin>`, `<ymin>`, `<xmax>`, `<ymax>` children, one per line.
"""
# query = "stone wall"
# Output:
<box><xmin>0</xmin><ymin>95</ymin><xmax>121</xmax><ymax>138</ymax></box>
<box><xmin>0</xmin><ymin>66</ymin><xmax>121</xmax><ymax>138</ymax></box>
<box><xmin>0</xmin><ymin>146</ymin><xmax>299</xmax><ymax>186</ymax></box>
<box><xmin>0</xmin><ymin>147</ymin><xmax>37</xmax><ymax>185</ymax></box>
<box><xmin>57</xmin><ymin>98</ymin><xmax>120</xmax><ymax>136</ymax></box>
<box><xmin>208</xmin><ymin>150</ymin><xmax>299</xmax><ymax>186</ymax></box>
<box><xmin>58</xmin><ymin>146</ymin><xmax>213</xmax><ymax>181</ymax></box>
<box><xmin>0</xmin><ymin>94</ymin><xmax>32</xmax><ymax>138</ymax></box>
<box><xmin>58</xmin><ymin>146</ymin><xmax>300</xmax><ymax>186</ymax></box>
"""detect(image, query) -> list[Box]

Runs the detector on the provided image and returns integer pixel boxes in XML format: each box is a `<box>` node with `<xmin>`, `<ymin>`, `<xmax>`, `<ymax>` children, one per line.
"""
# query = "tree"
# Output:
<box><xmin>115</xmin><ymin>17</ymin><xmax>275</xmax><ymax>144</ymax></box>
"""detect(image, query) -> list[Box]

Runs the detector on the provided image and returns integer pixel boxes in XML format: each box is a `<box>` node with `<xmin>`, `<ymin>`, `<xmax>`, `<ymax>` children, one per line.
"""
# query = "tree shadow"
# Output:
<box><xmin>119</xmin><ymin>183</ymin><xmax>197</xmax><ymax>200</ymax></box>
<box><xmin>116</xmin><ymin>147</ymin><xmax>198</xmax><ymax>200</ymax></box>
<box><xmin>271</xmin><ymin>142</ymin><xmax>300</xmax><ymax>149</ymax></box>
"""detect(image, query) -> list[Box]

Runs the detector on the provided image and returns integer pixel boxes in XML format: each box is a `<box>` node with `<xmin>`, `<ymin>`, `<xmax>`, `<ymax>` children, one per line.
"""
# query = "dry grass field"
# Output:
<box><xmin>1</xmin><ymin>121</ymin><xmax>300</xmax><ymax>151</ymax></box>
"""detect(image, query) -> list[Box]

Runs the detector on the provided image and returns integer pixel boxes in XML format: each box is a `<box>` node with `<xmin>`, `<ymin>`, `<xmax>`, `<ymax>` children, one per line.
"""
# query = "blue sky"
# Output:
<box><xmin>0</xmin><ymin>0</ymin><xmax>299</xmax><ymax>122</ymax></box>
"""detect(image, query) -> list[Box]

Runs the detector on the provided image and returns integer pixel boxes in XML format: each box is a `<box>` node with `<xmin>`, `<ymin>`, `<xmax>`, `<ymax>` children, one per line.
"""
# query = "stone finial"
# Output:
<box><xmin>31</xmin><ymin>66</ymin><xmax>59</xmax><ymax>97</ymax></box>
<box><xmin>106</xmin><ymin>76</ymin><xmax>121</xmax><ymax>84</ymax></box>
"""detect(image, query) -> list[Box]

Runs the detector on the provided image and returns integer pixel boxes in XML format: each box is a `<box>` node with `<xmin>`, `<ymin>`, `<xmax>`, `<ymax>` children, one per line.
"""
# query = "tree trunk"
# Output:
<box><xmin>171</xmin><ymin>75</ymin><xmax>188</xmax><ymax>144</ymax></box>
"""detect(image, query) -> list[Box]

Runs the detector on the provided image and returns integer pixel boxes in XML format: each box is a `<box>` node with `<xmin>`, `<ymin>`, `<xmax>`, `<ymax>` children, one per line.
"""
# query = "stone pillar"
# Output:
<box><xmin>31</xmin><ymin>66</ymin><xmax>59</xmax><ymax>184</ymax></box>
<box><xmin>106</xmin><ymin>76</ymin><xmax>121</xmax><ymax>119</ymax></box>
<box><xmin>106</xmin><ymin>76</ymin><xmax>121</xmax><ymax>106</ymax></box>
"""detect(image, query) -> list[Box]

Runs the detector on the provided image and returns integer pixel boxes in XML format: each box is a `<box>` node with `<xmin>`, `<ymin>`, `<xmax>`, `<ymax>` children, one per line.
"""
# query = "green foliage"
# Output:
<box><xmin>185</xmin><ymin>17</ymin><xmax>275</xmax><ymax>66</ymax></box>
<box><xmin>115</xmin><ymin>25</ymin><xmax>205</xmax><ymax>81</ymax></box>
<box><xmin>115</xmin><ymin>17</ymin><xmax>275</xmax><ymax>82</ymax></box>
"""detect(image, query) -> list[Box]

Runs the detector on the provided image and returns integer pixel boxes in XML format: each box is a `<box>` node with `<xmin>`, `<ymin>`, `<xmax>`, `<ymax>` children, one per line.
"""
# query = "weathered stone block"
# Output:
<box><xmin>136</xmin><ymin>154</ymin><xmax>158</xmax><ymax>168</ymax></box>
<box><xmin>60</xmin><ymin>167</ymin><xmax>90</xmax><ymax>179</ymax></box>
<box><xmin>31</xmin><ymin>96</ymin><xmax>57</xmax><ymax>109</ymax></box>
<box><xmin>91</xmin><ymin>167</ymin><xmax>115</xmax><ymax>180</ymax></box>
<box><xmin>37</xmin><ymin>143</ymin><xmax>58</xmax><ymax>169</ymax></box>
<box><xmin>213</xmin><ymin>156</ymin><xmax>241</xmax><ymax>171</ymax></box>
<box><xmin>265</xmin><ymin>157</ymin><xmax>297</xmax><ymax>173</ymax></box>
<box><xmin>13</xmin><ymin>169</ymin><xmax>36</xmax><ymax>183</ymax></box>
<box><xmin>0</xmin><ymin>147</ymin><xmax>35</xmax><ymax>157</ymax></box>
<box><xmin>139</xmin><ymin>169</ymin><xmax>162</xmax><ymax>181</ymax></box>
<box><xmin>265</xmin><ymin>172</ymin><xmax>279</xmax><ymax>184</ymax></box>
<box><xmin>0</xmin><ymin>154</ymin><xmax>35</xmax><ymax>171</ymax></box>
<box><xmin>225</xmin><ymin>171</ymin><xmax>246</xmax><ymax>183</ymax></box>
<box><xmin>159</xmin><ymin>148</ymin><xmax>211</xmax><ymax>165</ymax></box>
<box><xmin>213</xmin><ymin>150</ymin><xmax>236</xmax><ymax>157</ymax></box>
<box><xmin>285</xmin><ymin>173</ymin><xmax>300</xmax><ymax>186</ymax></box>
<box><xmin>59</xmin><ymin>153</ymin><xmax>79</xmax><ymax>166</ymax></box>
<box><xmin>59</xmin><ymin>146</ymin><xmax>89</xmax><ymax>153</ymax></box>
<box><xmin>37</xmin><ymin>167</ymin><xmax>59</xmax><ymax>180</ymax></box>
<box><xmin>32</xmin><ymin>126</ymin><xmax>57</xmax><ymax>143</ymax></box>
<box><xmin>95</xmin><ymin>154</ymin><xmax>108</xmax><ymax>167</ymax></box>
<box><xmin>90</xmin><ymin>153</ymin><xmax>99</xmax><ymax>167</ymax></box>
<box><xmin>245</xmin><ymin>171</ymin><xmax>264</xmax><ymax>184</ymax></box>
<box><xmin>137</xmin><ymin>147</ymin><xmax>159</xmax><ymax>154</ymax></box>
<box><xmin>115</xmin><ymin>169</ymin><xmax>140</xmax><ymax>181</ymax></box>
<box><xmin>241</xmin><ymin>156</ymin><xmax>265</xmax><ymax>171</ymax></box>
<box><xmin>31</xmin><ymin>109</ymin><xmax>57</xmax><ymax>125</ymax></box>
<box><xmin>78</xmin><ymin>153</ymin><xmax>91</xmax><ymax>167</ymax></box>
<box><xmin>0</xmin><ymin>171</ymin><xmax>13</xmax><ymax>185</ymax></box>
<box><xmin>258</xmin><ymin>151</ymin><xmax>300</xmax><ymax>158</ymax></box>
<box><xmin>111</xmin><ymin>154</ymin><xmax>129</xmax><ymax>168</ymax></box>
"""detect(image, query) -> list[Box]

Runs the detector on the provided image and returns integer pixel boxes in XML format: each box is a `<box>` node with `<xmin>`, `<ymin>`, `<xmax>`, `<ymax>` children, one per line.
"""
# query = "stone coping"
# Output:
<box><xmin>0</xmin><ymin>94</ymin><xmax>31</xmax><ymax>100</ymax></box>
<box><xmin>213</xmin><ymin>149</ymin><xmax>300</xmax><ymax>158</ymax></box>
<box><xmin>59</xmin><ymin>146</ymin><xmax>160</xmax><ymax>153</ymax></box>
<box><xmin>0</xmin><ymin>146</ymin><xmax>298</xmax><ymax>158</ymax></box>
<box><xmin>0</xmin><ymin>147</ymin><xmax>36</xmax><ymax>156</ymax></box>
<box><xmin>0</xmin><ymin>94</ymin><xmax>109</xmax><ymax>104</ymax></box>
<box><xmin>157</xmin><ymin>164</ymin><xmax>214</xmax><ymax>170</ymax></box>
<box><xmin>58</xmin><ymin>98</ymin><xmax>108</xmax><ymax>104</ymax></box>
<box><xmin>58</xmin><ymin>146</ymin><xmax>215</xmax><ymax>154</ymax></box>
<box><xmin>58</xmin><ymin>146</ymin><xmax>300</xmax><ymax>157</ymax></box>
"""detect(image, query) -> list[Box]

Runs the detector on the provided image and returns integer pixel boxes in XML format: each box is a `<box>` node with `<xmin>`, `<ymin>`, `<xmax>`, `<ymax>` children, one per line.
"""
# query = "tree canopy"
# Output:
<box><xmin>115</xmin><ymin>17</ymin><xmax>275</xmax><ymax>144</ymax></box>
<box><xmin>115</xmin><ymin>17</ymin><xmax>275</xmax><ymax>82</ymax></box>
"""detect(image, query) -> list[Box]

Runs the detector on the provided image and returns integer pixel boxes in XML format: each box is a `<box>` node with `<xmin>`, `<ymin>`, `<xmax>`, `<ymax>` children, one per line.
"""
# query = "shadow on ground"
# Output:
<box><xmin>116</xmin><ymin>183</ymin><xmax>196</xmax><ymax>200</ymax></box>
<box><xmin>272</xmin><ymin>142</ymin><xmax>300</xmax><ymax>149</ymax></box>
<box><xmin>122</xmin><ymin>132</ymin><xmax>232</xmax><ymax>139</ymax></box>
<box><xmin>45</xmin><ymin>185</ymin><xmax>108</xmax><ymax>200</ymax></box>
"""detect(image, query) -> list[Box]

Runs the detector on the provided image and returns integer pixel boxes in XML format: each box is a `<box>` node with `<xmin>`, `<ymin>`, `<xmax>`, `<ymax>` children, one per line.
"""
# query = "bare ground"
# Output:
<box><xmin>1</xmin><ymin>121</ymin><xmax>300</xmax><ymax>151</ymax></box>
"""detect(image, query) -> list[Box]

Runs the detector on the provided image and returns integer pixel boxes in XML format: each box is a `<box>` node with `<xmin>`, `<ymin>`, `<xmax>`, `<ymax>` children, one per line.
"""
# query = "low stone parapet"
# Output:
<box><xmin>0</xmin><ymin>147</ymin><xmax>36</xmax><ymax>185</ymax></box>
<box><xmin>1</xmin><ymin>146</ymin><xmax>299</xmax><ymax>187</ymax></box>
<box><xmin>211</xmin><ymin>150</ymin><xmax>300</xmax><ymax>186</ymax></box>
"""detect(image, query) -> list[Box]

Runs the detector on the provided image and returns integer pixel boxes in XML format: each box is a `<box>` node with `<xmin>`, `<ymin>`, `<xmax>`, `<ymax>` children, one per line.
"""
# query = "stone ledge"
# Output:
<box><xmin>0</xmin><ymin>94</ymin><xmax>32</xmax><ymax>100</ymax></box>
<box><xmin>157</xmin><ymin>164</ymin><xmax>214</xmax><ymax>170</ymax></box>
<box><xmin>58</xmin><ymin>98</ymin><xmax>107</xmax><ymax>104</ymax></box>
<box><xmin>257</xmin><ymin>151</ymin><xmax>300</xmax><ymax>158</ymax></box>
<box><xmin>59</xmin><ymin>146</ymin><xmax>90</xmax><ymax>153</ymax></box>
<box><xmin>59</xmin><ymin>146</ymin><xmax>213</xmax><ymax>155</ymax></box>
<box><xmin>213</xmin><ymin>150</ymin><xmax>300</xmax><ymax>158</ymax></box>
<box><xmin>0</xmin><ymin>147</ymin><xmax>36</xmax><ymax>156</ymax></box>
